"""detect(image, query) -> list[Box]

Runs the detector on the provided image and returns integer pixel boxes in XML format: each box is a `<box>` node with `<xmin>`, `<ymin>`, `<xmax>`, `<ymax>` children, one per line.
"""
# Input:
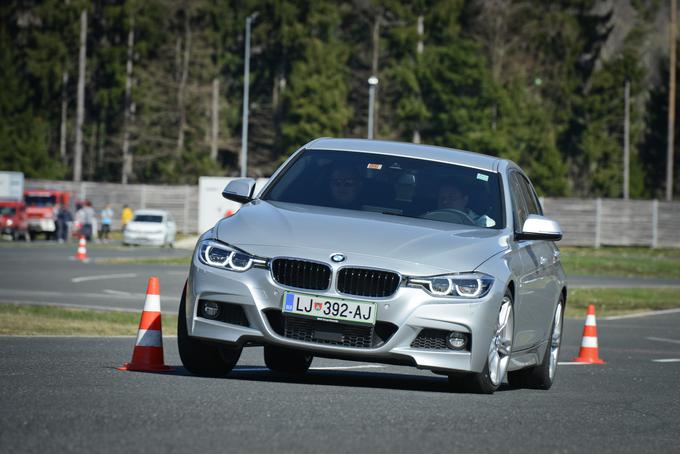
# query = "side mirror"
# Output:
<box><xmin>516</xmin><ymin>214</ymin><xmax>562</xmax><ymax>241</ymax></box>
<box><xmin>222</xmin><ymin>178</ymin><xmax>256</xmax><ymax>204</ymax></box>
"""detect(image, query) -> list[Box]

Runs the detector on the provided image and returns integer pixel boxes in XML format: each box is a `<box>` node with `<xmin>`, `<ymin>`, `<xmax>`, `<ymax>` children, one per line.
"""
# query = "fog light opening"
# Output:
<box><xmin>201</xmin><ymin>301</ymin><xmax>221</xmax><ymax>320</ymax></box>
<box><xmin>446</xmin><ymin>331</ymin><xmax>468</xmax><ymax>350</ymax></box>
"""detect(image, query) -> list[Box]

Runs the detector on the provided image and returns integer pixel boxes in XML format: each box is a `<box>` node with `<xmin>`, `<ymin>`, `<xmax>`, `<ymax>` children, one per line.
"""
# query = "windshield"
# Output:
<box><xmin>133</xmin><ymin>214</ymin><xmax>163</xmax><ymax>223</ymax></box>
<box><xmin>263</xmin><ymin>149</ymin><xmax>503</xmax><ymax>229</ymax></box>
<box><xmin>0</xmin><ymin>207</ymin><xmax>17</xmax><ymax>216</ymax></box>
<box><xmin>25</xmin><ymin>195</ymin><xmax>56</xmax><ymax>207</ymax></box>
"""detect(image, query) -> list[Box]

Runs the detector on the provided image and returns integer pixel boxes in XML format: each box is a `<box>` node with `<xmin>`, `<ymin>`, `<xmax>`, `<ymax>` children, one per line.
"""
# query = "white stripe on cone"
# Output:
<box><xmin>136</xmin><ymin>329</ymin><xmax>162</xmax><ymax>347</ymax></box>
<box><xmin>585</xmin><ymin>315</ymin><xmax>597</xmax><ymax>326</ymax></box>
<box><xmin>580</xmin><ymin>336</ymin><xmax>599</xmax><ymax>348</ymax></box>
<box><xmin>143</xmin><ymin>294</ymin><xmax>161</xmax><ymax>312</ymax></box>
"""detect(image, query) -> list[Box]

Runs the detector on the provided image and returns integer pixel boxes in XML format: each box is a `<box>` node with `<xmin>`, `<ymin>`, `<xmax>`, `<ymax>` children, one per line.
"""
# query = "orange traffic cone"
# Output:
<box><xmin>74</xmin><ymin>236</ymin><xmax>88</xmax><ymax>261</ymax></box>
<box><xmin>572</xmin><ymin>304</ymin><xmax>606</xmax><ymax>364</ymax></box>
<box><xmin>118</xmin><ymin>277</ymin><xmax>171</xmax><ymax>372</ymax></box>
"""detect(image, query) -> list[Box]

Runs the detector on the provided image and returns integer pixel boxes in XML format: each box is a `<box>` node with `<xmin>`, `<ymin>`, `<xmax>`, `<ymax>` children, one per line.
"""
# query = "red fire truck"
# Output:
<box><xmin>24</xmin><ymin>190</ymin><xmax>71</xmax><ymax>240</ymax></box>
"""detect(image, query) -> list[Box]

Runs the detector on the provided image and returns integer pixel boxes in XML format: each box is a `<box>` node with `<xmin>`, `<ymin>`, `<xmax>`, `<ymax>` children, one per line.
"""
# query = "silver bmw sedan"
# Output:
<box><xmin>179</xmin><ymin>138</ymin><xmax>567</xmax><ymax>394</ymax></box>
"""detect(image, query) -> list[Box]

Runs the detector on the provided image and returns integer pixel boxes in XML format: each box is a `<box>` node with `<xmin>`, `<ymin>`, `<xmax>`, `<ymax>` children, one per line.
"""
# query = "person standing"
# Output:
<box><xmin>100</xmin><ymin>204</ymin><xmax>113</xmax><ymax>242</ymax></box>
<box><xmin>56</xmin><ymin>204</ymin><xmax>73</xmax><ymax>243</ymax></box>
<box><xmin>81</xmin><ymin>201</ymin><xmax>96</xmax><ymax>241</ymax></box>
<box><xmin>121</xmin><ymin>204</ymin><xmax>133</xmax><ymax>231</ymax></box>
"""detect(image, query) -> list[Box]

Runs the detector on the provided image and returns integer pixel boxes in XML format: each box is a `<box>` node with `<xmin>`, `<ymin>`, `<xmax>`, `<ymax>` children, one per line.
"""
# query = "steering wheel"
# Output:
<box><xmin>421</xmin><ymin>208</ymin><xmax>476</xmax><ymax>226</ymax></box>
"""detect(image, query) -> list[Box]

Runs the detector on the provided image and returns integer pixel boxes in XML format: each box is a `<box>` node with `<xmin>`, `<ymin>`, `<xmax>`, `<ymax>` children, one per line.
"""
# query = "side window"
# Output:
<box><xmin>509</xmin><ymin>173</ymin><xmax>528</xmax><ymax>232</ymax></box>
<box><xmin>518</xmin><ymin>175</ymin><xmax>542</xmax><ymax>216</ymax></box>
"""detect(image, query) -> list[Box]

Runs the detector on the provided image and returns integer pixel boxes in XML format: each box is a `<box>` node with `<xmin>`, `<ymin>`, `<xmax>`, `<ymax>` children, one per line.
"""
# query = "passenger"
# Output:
<box><xmin>329</xmin><ymin>166</ymin><xmax>363</xmax><ymax>209</ymax></box>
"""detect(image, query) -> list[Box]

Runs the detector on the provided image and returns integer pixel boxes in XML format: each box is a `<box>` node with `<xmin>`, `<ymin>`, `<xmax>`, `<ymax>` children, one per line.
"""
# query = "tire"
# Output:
<box><xmin>264</xmin><ymin>345</ymin><xmax>313</xmax><ymax>374</ymax></box>
<box><xmin>449</xmin><ymin>289</ymin><xmax>514</xmax><ymax>394</ymax></box>
<box><xmin>508</xmin><ymin>295</ymin><xmax>565</xmax><ymax>390</ymax></box>
<box><xmin>177</xmin><ymin>284</ymin><xmax>242</xmax><ymax>377</ymax></box>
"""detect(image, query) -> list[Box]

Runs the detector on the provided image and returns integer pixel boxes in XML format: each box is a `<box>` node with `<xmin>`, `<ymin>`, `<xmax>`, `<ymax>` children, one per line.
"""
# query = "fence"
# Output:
<box><xmin>542</xmin><ymin>198</ymin><xmax>680</xmax><ymax>248</ymax></box>
<box><xmin>25</xmin><ymin>180</ymin><xmax>680</xmax><ymax>246</ymax></box>
<box><xmin>26</xmin><ymin>180</ymin><xmax>198</xmax><ymax>234</ymax></box>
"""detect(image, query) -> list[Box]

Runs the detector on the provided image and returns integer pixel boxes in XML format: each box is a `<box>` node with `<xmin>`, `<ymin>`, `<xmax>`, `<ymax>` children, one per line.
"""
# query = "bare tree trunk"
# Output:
<box><xmin>176</xmin><ymin>13</ymin><xmax>191</xmax><ymax>157</ymax></box>
<box><xmin>122</xmin><ymin>19</ymin><xmax>135</xmax><ymax>184</ymax></box>
<box><xmin>371</xmin><ymin>14</ymin><xmax>381</xmax><ymax>138</ymax></box>
<box><xmin>73</xmin><ymin>9</ymin><xmax>87</xmax><ymax>183</ymax></box>
<box><xmin>210</xmin><ymin>77</ymin><xmax>219</xmax><ymax>161</ymax></box>
<box><xmin>60</xmin><ymin>71</ymin><xmax>69</xmax><ymax>163</ymax></box>
<box><xmin>87</xmin><ymin>124</ymin><xmax>96</xmax><ymax>181</ymax></box>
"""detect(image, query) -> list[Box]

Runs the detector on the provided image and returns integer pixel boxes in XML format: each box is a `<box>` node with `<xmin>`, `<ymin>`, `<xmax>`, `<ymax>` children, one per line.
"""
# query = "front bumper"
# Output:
<box><xmin>123</xmin><ymin>232</ymin><xmax>165</xmax><ymax>246</ymax></box>
<box><xmin>185</xmin><ymin>256</ymin><xmax>504</xmax><ymax>374</ymax></box>
<box><xmin>27</xmin><ymin>219</ymin><xmax>55</xmax><ymax>233</ymax></box>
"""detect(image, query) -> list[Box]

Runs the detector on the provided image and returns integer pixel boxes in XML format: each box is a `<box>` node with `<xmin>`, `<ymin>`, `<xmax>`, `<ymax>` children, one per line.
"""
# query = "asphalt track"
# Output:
<box><xmin>1</xmin><ymin>242</ymin><xmax>679</xmax><ymax>316</ymax></box>
<box><xmin>1</xmin><ymin>311</ymin><xmax>679</xmax><ymax>453</ymax></box>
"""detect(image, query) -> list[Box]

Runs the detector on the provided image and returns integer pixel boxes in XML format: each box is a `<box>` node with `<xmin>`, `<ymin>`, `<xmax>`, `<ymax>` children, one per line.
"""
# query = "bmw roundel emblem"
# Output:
<box><xmin>331</xmin><ymin>253</ymin><xmax>346</xmax><ymax>263</ymax></box>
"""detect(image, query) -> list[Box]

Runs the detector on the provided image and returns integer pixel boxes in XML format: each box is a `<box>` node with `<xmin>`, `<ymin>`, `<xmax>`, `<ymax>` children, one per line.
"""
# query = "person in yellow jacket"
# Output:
<box><xmin>121</xmin><ymin>205</ymin><xmax>134</xmax><ymax>231</ymax></box>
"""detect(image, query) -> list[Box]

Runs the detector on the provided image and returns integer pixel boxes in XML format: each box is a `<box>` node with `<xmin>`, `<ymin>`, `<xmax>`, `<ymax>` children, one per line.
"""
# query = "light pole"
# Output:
<box><xmin>240</xmin><ymin>12</ymin><xmax>258</xmax><ymax>177</ymax></box>
<box><xmin>367</xmin><ymin>76</ymin><xmax>379</xmax><ymax>139</ymax></box>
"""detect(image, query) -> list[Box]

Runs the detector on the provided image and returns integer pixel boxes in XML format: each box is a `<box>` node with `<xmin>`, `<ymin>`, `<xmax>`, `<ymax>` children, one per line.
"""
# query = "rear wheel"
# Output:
<box><xmin>177</xmin><ymin>285</ymin><xmax>242</xmax><ymax>377</ymax></box>
<box><xmin>508</xmin><ymin>295</ymin><xmax>565</xmax><ymax>390</ymax></box>
<box><xmin>264</xmin><ymin>345</ymin><xmax>313</xmax><ymax>374</ymax></box>
<box><xmin>449</xmin><ymin>290</ymin><xmax>514</xmax><ymax>394</ymax></box>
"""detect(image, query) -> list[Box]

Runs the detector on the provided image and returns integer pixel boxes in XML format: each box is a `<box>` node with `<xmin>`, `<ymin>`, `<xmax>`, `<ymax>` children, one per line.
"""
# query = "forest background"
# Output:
<box><xmin>1</xmin><ymin>0</ymin><xmax>678</xmax><ymax>198</ymax></box>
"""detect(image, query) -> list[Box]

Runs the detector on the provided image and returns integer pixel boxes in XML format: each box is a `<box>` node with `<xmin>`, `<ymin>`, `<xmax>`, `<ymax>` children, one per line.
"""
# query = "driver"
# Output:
<box><xmin>437</xmin><ymin>181</ymin><xmax>495</xmax><ymax>227</ymax></box>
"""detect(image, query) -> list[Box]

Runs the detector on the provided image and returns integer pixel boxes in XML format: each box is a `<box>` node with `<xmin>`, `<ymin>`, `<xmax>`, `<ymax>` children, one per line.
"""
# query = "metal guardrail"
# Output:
<box><xmin>26</xmin><ymin>180</ymin><xmax>680</xmax><ymax>247</ymax></box>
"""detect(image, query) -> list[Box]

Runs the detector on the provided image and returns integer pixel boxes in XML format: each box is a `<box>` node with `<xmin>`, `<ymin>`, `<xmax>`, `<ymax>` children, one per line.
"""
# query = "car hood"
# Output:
<box><xmin>215</xmin><ymin>201</ymin><xmax>508</xmax><ymax>275</ymax></box>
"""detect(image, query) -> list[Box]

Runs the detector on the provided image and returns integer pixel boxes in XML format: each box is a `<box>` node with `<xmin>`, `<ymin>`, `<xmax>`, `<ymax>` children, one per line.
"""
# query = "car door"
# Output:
<box><xmin>508</xmin><ymin>172</ymin><xmax>540</xmax><ymax>350</ymax></box>
<box><xmin>518</xmin><ymin>176</ymin><xmax>561</xmax><ymax>337</ymax></box>
<box><xmin>167</xmin><ymin>214</ymin><xmax>177</xmax><ymax>242</ymax></box>
<box><xmin>513</xmin><ymin>173</ymin><xmax>556</xmax><ymax>346</ymax></box>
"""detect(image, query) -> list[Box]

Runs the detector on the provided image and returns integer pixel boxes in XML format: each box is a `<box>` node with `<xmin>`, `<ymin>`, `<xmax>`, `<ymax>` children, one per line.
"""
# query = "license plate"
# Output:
<box><xmin>282</xmin><ymin>292</ymin><xmax>376</xmax><ymax>325</ymax></box>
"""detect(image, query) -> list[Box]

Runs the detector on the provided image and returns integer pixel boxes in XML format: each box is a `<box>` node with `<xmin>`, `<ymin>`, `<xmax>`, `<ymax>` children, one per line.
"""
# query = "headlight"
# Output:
<box><xmin>407</xmin><ymin>272</ymin><xmax>494</xmax><ymax>298</ymax></box>
<box><xmin>197</xmin><ymin>239</ymin><xmax>266</xmax><ymax>272</ymax></box>
<box><xmin>6</xmin><ymin>219</ymin><xmax>13</xmax><ymax>226</ymax></box>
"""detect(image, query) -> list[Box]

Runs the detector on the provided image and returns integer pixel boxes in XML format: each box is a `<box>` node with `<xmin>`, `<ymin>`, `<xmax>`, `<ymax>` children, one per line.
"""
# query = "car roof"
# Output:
<box><xmin>305</xmin><ymin>138</ymin><xmax>503</xmax><ymax>172</ymax></box>
<box><xmin>134</xmin><ymin>209</ymin><xmax>167</xmax><ymax>216</ymax></box>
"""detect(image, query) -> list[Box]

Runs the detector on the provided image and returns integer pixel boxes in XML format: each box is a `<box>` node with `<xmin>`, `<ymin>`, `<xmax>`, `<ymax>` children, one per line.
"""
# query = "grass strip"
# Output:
<box><xmin>560</xmin><ymin>247</ymin><xmax>680</xmax><ymax>280</ymax></box>
<box><xmin>0</xmin><ymin>303</ymin><xmax>177</xmax><ymax>336</ymax></box>
<box><xmin>565</xmin><ymin>287</ymin><xmax>680</xmax><ymax>318</ymax></box>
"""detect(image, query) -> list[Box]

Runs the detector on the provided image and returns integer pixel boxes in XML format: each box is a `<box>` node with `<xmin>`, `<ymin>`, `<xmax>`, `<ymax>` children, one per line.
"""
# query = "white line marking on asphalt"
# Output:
<box><xmin>646</xmin><ymin>336</ymin><xmax>680</xmax><ymax>345</ymax></box>
<box><xmin>557</xmin><ymin>362</ymin><xmax>589</xmax><ymax>366</ymax></box>
<box><xmin>310</xmin><ymin>365</ymin><xmax>386</xmax><ymax>371</ymax></box>
<box><xmin>71</xmin><ymin>273</ymin><xmax>138</xmax><ymax>283</ymax></box>
<box><xmin>602</xmin><ymin>308</ymin><xmax>680</xmax><ymax>320</ymax></box>
<box><xmin>103</xmin><ymin>289</ymin><xmax>133</xmax><ymax>296</ymax></box>
<box><xmin>652</xmin><ymin>359</ymin><xmax>680</xmax><ymax>363</ymax></box>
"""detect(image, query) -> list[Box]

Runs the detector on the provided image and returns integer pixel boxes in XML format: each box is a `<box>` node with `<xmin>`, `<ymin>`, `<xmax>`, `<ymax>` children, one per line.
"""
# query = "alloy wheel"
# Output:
<box><xmin>488</xmin><ymin>296</ymin><xmax>514</xmax><ymax>386</ymax></box>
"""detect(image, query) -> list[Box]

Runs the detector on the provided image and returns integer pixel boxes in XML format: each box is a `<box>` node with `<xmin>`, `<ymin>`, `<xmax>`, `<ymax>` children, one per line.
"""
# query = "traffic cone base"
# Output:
<box><xmin>118</xmin><ymin>277</ymin><xmax>171</xmax><ymax>372</ymax></box>
<box><xmin>572</xmin><ymin>304</ymin><xmax>606</xmax><ymax>364</ymax></box>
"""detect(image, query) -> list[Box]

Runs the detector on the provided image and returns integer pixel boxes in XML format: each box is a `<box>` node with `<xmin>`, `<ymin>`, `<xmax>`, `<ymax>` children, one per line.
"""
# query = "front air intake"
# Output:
<box><xmin>271</xmin><ymin>258</ymin><xmax>331</xmax><ymax>291</ymax></box>
<box><xmin>336</xmin><ymin>267</ymin><xmax>400</xmax><ymax>298</ymax></box>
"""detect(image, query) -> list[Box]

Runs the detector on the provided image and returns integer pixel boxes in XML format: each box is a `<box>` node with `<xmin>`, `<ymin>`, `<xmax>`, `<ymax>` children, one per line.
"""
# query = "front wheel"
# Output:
<box><xmin>177</xmin><ymin>284</ymin><xmax>242</xmax><ymax>377</ymax></box>
<box><xmin>449</xmin><ymin>290</ymin><xmax>514</xmax><ymax>394</ymax></box>
<box><xmin>508</xmin><ymin>295</ymin><xmax>565</xmax><ymax>390</ymax></box>
<box><xmin>264</xmin><ymin>345</ymin><xmax>313</xmax><ymax>374</ymax></box>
